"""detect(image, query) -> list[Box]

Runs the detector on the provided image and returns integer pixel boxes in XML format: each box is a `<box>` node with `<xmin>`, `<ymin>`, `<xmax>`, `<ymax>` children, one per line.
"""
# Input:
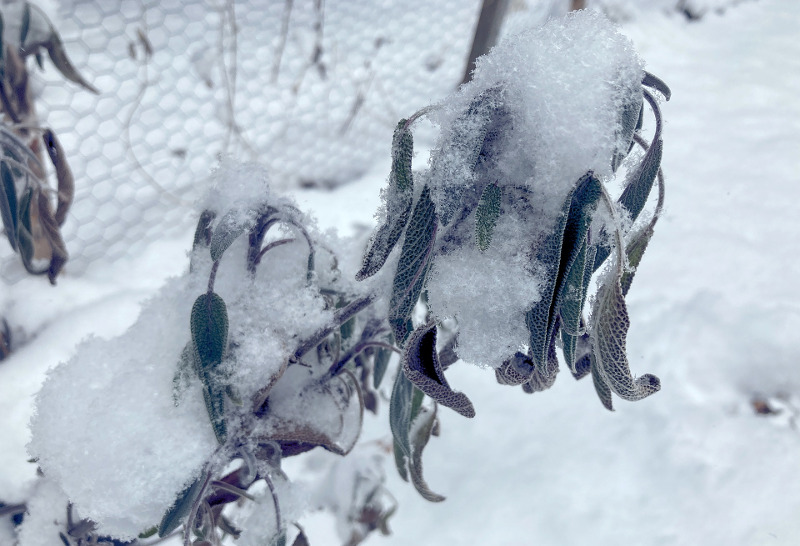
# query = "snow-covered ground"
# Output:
<box><xmin>2</xmin><ymin>0</ymin><xmax>799</xmax><ymax>544</ymax></box>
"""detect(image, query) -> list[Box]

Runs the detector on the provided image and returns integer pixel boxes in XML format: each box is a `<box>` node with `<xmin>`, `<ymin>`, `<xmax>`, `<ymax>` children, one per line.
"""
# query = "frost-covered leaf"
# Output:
<box><xmin>642</xmin><ymin>71</ymin><xmax>671</xmax><ymax>101</ymax></box>
<box><xmin>612</xmin><ymin>91</ymin><xmax>643</xmax><ymax>172</ymax></box>
<box><xmin>524</xmin><ymin>181</ymin><xmax>576</xmax><ymax>373</ymax></box>
<box><xmin>172</xmin><ymin>343</ymin><xmax>194</xmax><ymax>407</ymax></box>
<box><xmin>431</xmin><ymin>87</ymin><xmax>502</xmax><ymax>225</ymax></box>
<box><xmin>408</xmin><ymin>405</ymin><xmax>445</xmax><ymax>502</ymax></box>
<box><xmin>389</xmin><ymin>184</ymin><xmax>437</xmax><ymax>344</ymax></box>
<box><xmin>0</xmin><ymin>161</ymin><xmax>18</xmax><ymax>251</ymax></box>
<box><xmin>158</xmin><ymin>471</ymin><xmax>207</xmax><ymax>537</ymax></box>
<box><xmin>356</xmin><ymin>120</ymin><xmax>414</xmax><ymax>280</ymax></box>
<box><xmin>402</xmin><ymin>323</ymin><xmax>474</xmax><ymax>418</ymax></box>
<box><xmin>590</xmin><ymin>354</ymin><xmax>614</xmax><ymax>411</ymax></box>
<box><xmin>495</xmin><ymin>351</ymin><xmax>534</xmax><ymax>386</ymax></box>
<box><xmin>210</xmin><ymin>209</ymin><xmax>257</xmax><ymax>261</ymax></box>
<box><xmin>591</xmin><ymin>263</ymin><xmax>660</xmax><ymax>402</ymax></box>
<box><xmin>521</xmin><ymin>334</ymin><xmax>559</xmax><ymax>393</ymax></box>
<box><xmin>16</xmin><ymin>187</ymin><xmax>39</xmax><ymax>274</ymax></box>
<box><xmin>193</xmin><ymin>210</ymin><xmax>216</xmax><ymax>250</ymax></box>
<box><xmin>621</xmin><ymin>226</ymin><xmax>654</xmax><ymax>296</ymax></box>
<box><xmin>475</xmin><ymin>182</ymin><xmax>501</xmax><ymax>251</ymax></box>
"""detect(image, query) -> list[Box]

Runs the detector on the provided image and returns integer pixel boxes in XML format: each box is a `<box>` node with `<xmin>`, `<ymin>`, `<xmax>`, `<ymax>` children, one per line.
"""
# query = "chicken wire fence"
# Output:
<box><xmin>0</xmin><ymin>0</ymin><xmax>481</xmax><ymax>280</ymax></box>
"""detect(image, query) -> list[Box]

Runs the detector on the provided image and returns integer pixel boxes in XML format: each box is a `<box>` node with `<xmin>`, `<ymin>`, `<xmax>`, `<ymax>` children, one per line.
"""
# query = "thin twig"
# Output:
<box><xmin>263</xmin><ymin>473</ymin><xmax>283</xmax><ymax>538</ymax></box>
<box><xmin>293</xmin><ymin>294</ymin><xmax>375</xmax><ymax>360</ymax></box>
<box><xmin>328</xmin><ymin>341</ymin><xmax>400</xmax><ymax>377</ymax></box>
<box><xmin>210</xmin><ymin>480</ymin><xmax>256</xmax><ymax>501</ymax></box>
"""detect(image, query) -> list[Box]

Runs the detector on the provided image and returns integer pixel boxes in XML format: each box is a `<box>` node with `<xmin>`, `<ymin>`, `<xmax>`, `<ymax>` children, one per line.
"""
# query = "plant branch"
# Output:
<box><xmin>293</xmin><ymin>294</ymin><xmax>375</xmax><ymax>360</ymax></box>
<box><xmin>328</xmin><ymin>341</ymin><xmax>400</xmax><ymax>377</ymax></box>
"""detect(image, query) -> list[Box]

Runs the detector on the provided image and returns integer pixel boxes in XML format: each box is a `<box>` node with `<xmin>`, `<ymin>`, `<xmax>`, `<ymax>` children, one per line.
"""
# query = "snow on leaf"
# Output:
<box><xmin>158</xmin><ymin>471</ymin><xmax>208</xmax><ymax>537</ymax></box>
<box><xmin>521</xmin><ymin>333</ymin><xmax>559</xmax><ymax>393</ymax></box>
<box><xmin>388</xmin><ymin>184</ymin><xmax>437</xmax><ymax>344</ymax></box>
<box><xmin>203</xmin><ymin>382</ymin><xmax>227</xmax><ymax>444</ymax></box>
<box><xmin>475</xmin><ymin>182</ymin><xmax>501</xmax><ymax>251</ymax></box>
<box><xmin>591</xmin><ymin>263</ymin><xmax>660</xmax><ymax>402</ymax></box>
<box><xmin>210</xmin><ymin>208</ymin><xmax>257</xmax><ymax>262</ymax></box>
<box><xmin>621</xmin><ymin>225</ymin><xmax>654</xmax><ymax>297</ymax></box>
<box><xmin>408</xmin><ymin>405</ymin><xmax>445</xmax><ymax>502</ymax></box>
<box><xmin>612</xmin><ymin>90</ymin><xmax>643</xmax><ymax>172</ymax></box>
<box><xmin>402</xmin><ymin>323</ymin><xmax>475</xmax><ymax>418</ymax></box>
<box><xmin>356</xmin><ymin>120</ymin><xmax>414</xmax><ymax>281</ymax></box>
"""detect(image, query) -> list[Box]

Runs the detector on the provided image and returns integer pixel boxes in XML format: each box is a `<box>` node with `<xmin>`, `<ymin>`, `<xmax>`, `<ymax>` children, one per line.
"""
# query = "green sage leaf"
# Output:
<box><xmin>373</xmin><ymin>338</ymin><xmax>393</xmax><ymax>389</ymax></box>
<box><xmin>202</xmin><ymin>382</ymin><xmax>227</xmax><ymax>444</ymax></box>
<box><xmin>402</xmin><ymin>322</ymin><xmax>474</xmax><ymax>418</ymax></box>
<box><xmin>0</xmin><ymin>161</ymin><xmax>18</xmax><ymax>251</ymax></box>
<box><xmin>158</xmin><ymin>471</ymin><xmax>207</xmax><ymax>537</ymax></box>
<box><xmin>621</xmin><ymin>226</ymin><xmax>654</xmax><ymax>297</ymax></box>
<box><xmin>45</xmin><ymin>33</ymin><xmax>100</xmax><ymax>94</ymax></box>
<box><xmin>190</xmin><ymin>292</ymin><xmax>228</xmax><ymax>374</ymax></box>
<box><xmin>388</xmin><ymin>184</ymin><xmax>437</xmax><ymax>344</ymax></box>
<box><xmin>20</xmin><ymin>2</ymin><xmax>30</xmax><ymax>48</ymax></box>
<box><xmin>356</xmin><ymin>120</ymin><xmax>414</xmax><ymax>280</ymax></box>
<box><xmin>16</xmin><ymin>187</ymin><xmax>39</xmax><ymax>274</ymax></box>
<box><xmin>475</xmin><ymin>182</ymin><xmax>501</xmax><ymax>251</ymax></box>
<box><xmin>590</xmin><ymin>354</ymin><xmax>614</xmax><ymax>411</ymax></box>
<box><xmin>210</xmin><ymin>209</ymin><xmax>256</xmax><ymax>261</ymax></box>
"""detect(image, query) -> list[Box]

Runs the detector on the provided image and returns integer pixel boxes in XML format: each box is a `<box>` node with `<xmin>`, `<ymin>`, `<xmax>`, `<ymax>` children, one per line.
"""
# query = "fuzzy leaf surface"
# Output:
<box><xmin>190</xmin><ymin>292</ymin><xmax>229</xmax><ymax>374</ymax></box>
<box><xmin>402</xmin><ymin>323</ymin><xmax>475</xmax><ymax>418</ymax></box>
<box><xmin>158</xmin><ymin>472</ymin><xmax>207</xmax><ymax>537</ymax></box>
<box><xmin>357</xmin><ymin>120</ymin><xmax>414</xmax><ymax>280</ymax></box>
<box><xmin>0</xmin><ymin>161</ymin><xmax>17</xmax><ymax>251</ymax></box>
<box><xmin>210</xmin><ymin>209</ymin><xmax>256</xmax><ymax>261</ymax></box>
<box><xmin>409</xmin><ymin>406</ymin><xmax>445</xmax><ymax>502</ymax></box>
<box><xmin>388</xmin><ymin>184</ymin><xmax>437</xmax><ymax>344</ymax></box>
<box><xmin>475</xmin><ymin>182</ymin><xmax>501</xmax><ymax>251</ymax></box>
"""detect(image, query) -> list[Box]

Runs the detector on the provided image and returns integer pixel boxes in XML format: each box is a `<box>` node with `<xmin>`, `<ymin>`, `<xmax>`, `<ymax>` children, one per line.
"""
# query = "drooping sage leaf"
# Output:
<box><xmin>20</xmin><ymin>2</ymin><xmax>30</xmax><ymax>48</ymax></box>
<box><xmin>590</xmin><ymin>354</ymin><xmax>614</xmax><ymax>411</ymax></box>
<box><xmin>210</xmin><ymin>209</ymin><xmax>256</xmax><ymax>261</ymax></box>
<box><xmin>612</xmin><ymin>91</ymin><xmax>643</xmax><ymax>172</ymax></box>
<box><xmin>621</xmin><ymin>225</ymin><xmax>654</xmax><ymax>297</ymax></box>
<box><xmin>388</xmin><ymin>184</ymin><xmax>437</xmax><ymax>344</ymax></box>
<box><xmin>158</xmin><ymin>471</ymin><xmax>208</xmax><ymax>537</ymax></box>
<box><xmin>36</xmin><ymin>190</ymin><xmax>68</xmax><ymax>284</ymax></box>
<box><xmin>402</xmin><ymin>322</ymin><xmax>474</xmax><ymax>418</ymax></box>
<box><xmin>203</xmin><ymin>383</ymin><xmax>227</xmax><ymax>444</ymax></box>
<box><xmin>356</xmin><ymin>120</ymin><xmax>414</xmax><ymax>281</ymax></box>
<box><xmin>192</xmin><ymin>210</ymin><xmax>216</xmax><ymax>252</ymax></box>
<box><xmin>642</xmin><ymin>71</ymin><xmax>671</xmax><ymax>101</ymax></box>
<box><xmin>408</xmin><ymin>405</ymin><xmax>445</xmax><ymax>502</ymax></box>
<box><xmin>0</xmin><ymin>161</ymin><xmax>18</xmax><ymax>251</ymax></box>
<box><xmin>594</xmin><ymin>92</ymin><xmax>663</xmax><ymax>272</ymax></box>
<box><xmin>138</xmin><ymin>527</ymin><xmax>157</xmax><ymax>539</ymax></box>
<box><xmin>390</xmin><ymin>368</ymin><xmax>424</xmax><ymax>481</ymax></box>
<box><xmin>521</xmin><ymin>332</ymin><xmax>559</xmax><ymax>393</ymax></box>
<box><xmin>591</xmin><ymin>263</ymin><xmax>661</xmax><ymax>402</ymax></box>
<box><xmin>475</xmin><ymin>182</ymin><xmax>501</xmax><ymax>251</ymax></box>
<box><xmin>42</xmin><ymin>129</ymin><xmax>74</xmax><ymax>227</ymax></box>
<box><xmin>373</xmin><ymin>338</ymin><xmax>392</xmax><ymax>389</ymax></box>
<box><xmin>16</xmin><ymin>187</ymin><xmax>41</xmax><ymax>275</ymax></box>
<box><xmin>45</xmin><ymin>33</ymin><xmax>100</xmax><ymax>94</ymax></box>
<box><xmin>190</xmin><ymin>292</ymin><xmax>228</xmax><ymax>374</ymax></box>
<box><xmin>495</xmin><ymin>351</ymin><xmax>534</xmax><ymax>386</ymax></box>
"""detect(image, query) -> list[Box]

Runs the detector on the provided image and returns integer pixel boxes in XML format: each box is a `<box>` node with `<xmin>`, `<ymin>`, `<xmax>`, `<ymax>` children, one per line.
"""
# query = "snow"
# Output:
<box><xmin>2</xmin><ymin>0</ymin><xmax>800</xmax><ymax>544</ymax></box>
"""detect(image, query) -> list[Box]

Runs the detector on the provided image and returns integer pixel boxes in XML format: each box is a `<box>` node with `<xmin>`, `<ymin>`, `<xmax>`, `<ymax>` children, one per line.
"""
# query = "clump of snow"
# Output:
<box><xmin>425</xmin><ymin>11</ymin><xmax>642</xmax><ymax>368</ymax></box>
<box><xmin>27</xmin><ymin>162</ymin><xmax>342</xmax><ymax>540</ymax></box>
<box><xmin>15</xmin><ymin>478</ymin><xmax>69</xmax><ymax>546</ymax></box>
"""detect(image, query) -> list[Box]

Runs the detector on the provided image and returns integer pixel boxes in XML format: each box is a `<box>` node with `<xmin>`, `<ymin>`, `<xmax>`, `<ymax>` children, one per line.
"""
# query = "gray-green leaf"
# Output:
<box><xmin>190</xmin><ymin>292</ymin><xmax>228</xmax><ymax>375</ymax></box>
<box><xmin>408</xmin><ymin>405</ymin><xmax>445</xmax><ymax>502</ymax></box>
<box><xmin>356</xmin><ymin>120</ymin><xmax>414</xmax><ymax>280</ymax></box>
<box><xmin>158</xmin><ymin>471</ymin><xmax>207</xmax><ymax>537</ymax></box>
<box><xmin>210</xmin><ymin>209</ymin><xmax>256</xmax><ymax>261</ymax></box>
<box><xmin>475</xmin><ymin>182</ymin><xmax>501</xmax><ymax>251</ymax></box>
<box><xmin>388</xmin><ymin>184</ymin><xmax>437</xmax><ymax>344</ymax></box>
<box><xmin>0</xmin><ymin>161</ymin><xmax>18</xmax><ymax>251</ymax></box>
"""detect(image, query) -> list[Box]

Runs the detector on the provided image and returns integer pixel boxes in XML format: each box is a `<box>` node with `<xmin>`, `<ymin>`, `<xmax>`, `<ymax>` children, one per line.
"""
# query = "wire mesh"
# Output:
<box><xmin>0</xmin><ymin>0</ymin><xmax>481</xmax><ymax>279</ymax></box>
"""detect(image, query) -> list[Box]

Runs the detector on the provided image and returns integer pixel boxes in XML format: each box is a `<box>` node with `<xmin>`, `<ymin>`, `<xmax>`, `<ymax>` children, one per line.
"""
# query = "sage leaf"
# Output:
<box><xmin>475</xmin><ymin>182</ymin><xmax>501</xmax><ymax>251</ymax></box>
<box><xmin>202</xmin><ymin>382</ymin><xmax>227</xmax><ymax>444</ymax></box>
<box><xmin>408</xmin><ymin>405</ymin><xmax>445</xmax><ymax>502</ymax></box>
<box><xmin>158</xmin><ymin>471</ymin><xmax>208</xmax><ymax>537</ymax></box>
<box><xmin>42</xmin><ymin>129</ymin><xmax>74</xmax><ymax>226</ymax></box>
<box><xmin>495</xmin><ymin>351</ymin><xmax>534</xmax><ymax>386</ymax></box>
<box><xmin>521</xmin><ymin>333</ymin><xmax>559</xmax><ymax>393</ymax></box>
<box><xmin>373</xmin><ymin>340</ymin><xmax>392</xmax><ymax>389</ymax></box>
<box><xmin>642</xmin><ymin>71</ymin><xmax>671</xmax><ymax>101</ymax></box>
<box><xmin>36</xmin><ymin>190</ymin><xmax>68</xmax><ymax>284</ymax></box>
<box><xmin>621</xmin><ymin>225</ymin><xmax>654</xmax><ymax>296</ymax></box>
<box><xmin>0</xmin><ymin>161</ymin><xmax>18</xmax><ymax>251</ymax></box>
<box><xmin>388</xmin><ymin>184</ymin><xmax>437</xmax><ymax>344</ymax></box>
<box><xmin>356</xmin><ymin>120</ymin><xmax>414</xmax><ymax>280</ymax></box>
<box><xmin>45</xmin><ymin>33</ymin><xmax>100</xmax><ymax>94</ymax></box>
<box><xmin>20</xmin><ymin>2</ymin><xmax>30</xmax><ymax>48</ymax></box>
<box><xmin>210</xmin><ymin>209</ymin><xmax>255</xmax><ymax>261</ymax></box>
<box><xmin>590</xmin><ymin>354</ymin><xmax>614</xmax><ymax>411</ymax></box>
<box><xmin>190</xmin><ymin>292</ymin><xmax>228</xmax><ymax>375</ymax></box>
<box><xmin>16</xmin><ymin>187</ymin><xmax>41</xmax><ymax>274</ymax></box>
<box><xmin>612</xmin><ymin>91</ymin><xmax>643</xmax><ymax>172</ymax></box>
<box><xmin>172</xmin><ymin>343</ymin><xmax>194</xmax><ymax>407</ymax></box>
<box><xmin>591</xmin><ymin>265</ymin><xmax>660</xmax><ymax>402</ymax></box>
<box><xmin>402</xmin><ymin>323</ymin><xmax>475</xmax><ymax>418</ymax></box>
